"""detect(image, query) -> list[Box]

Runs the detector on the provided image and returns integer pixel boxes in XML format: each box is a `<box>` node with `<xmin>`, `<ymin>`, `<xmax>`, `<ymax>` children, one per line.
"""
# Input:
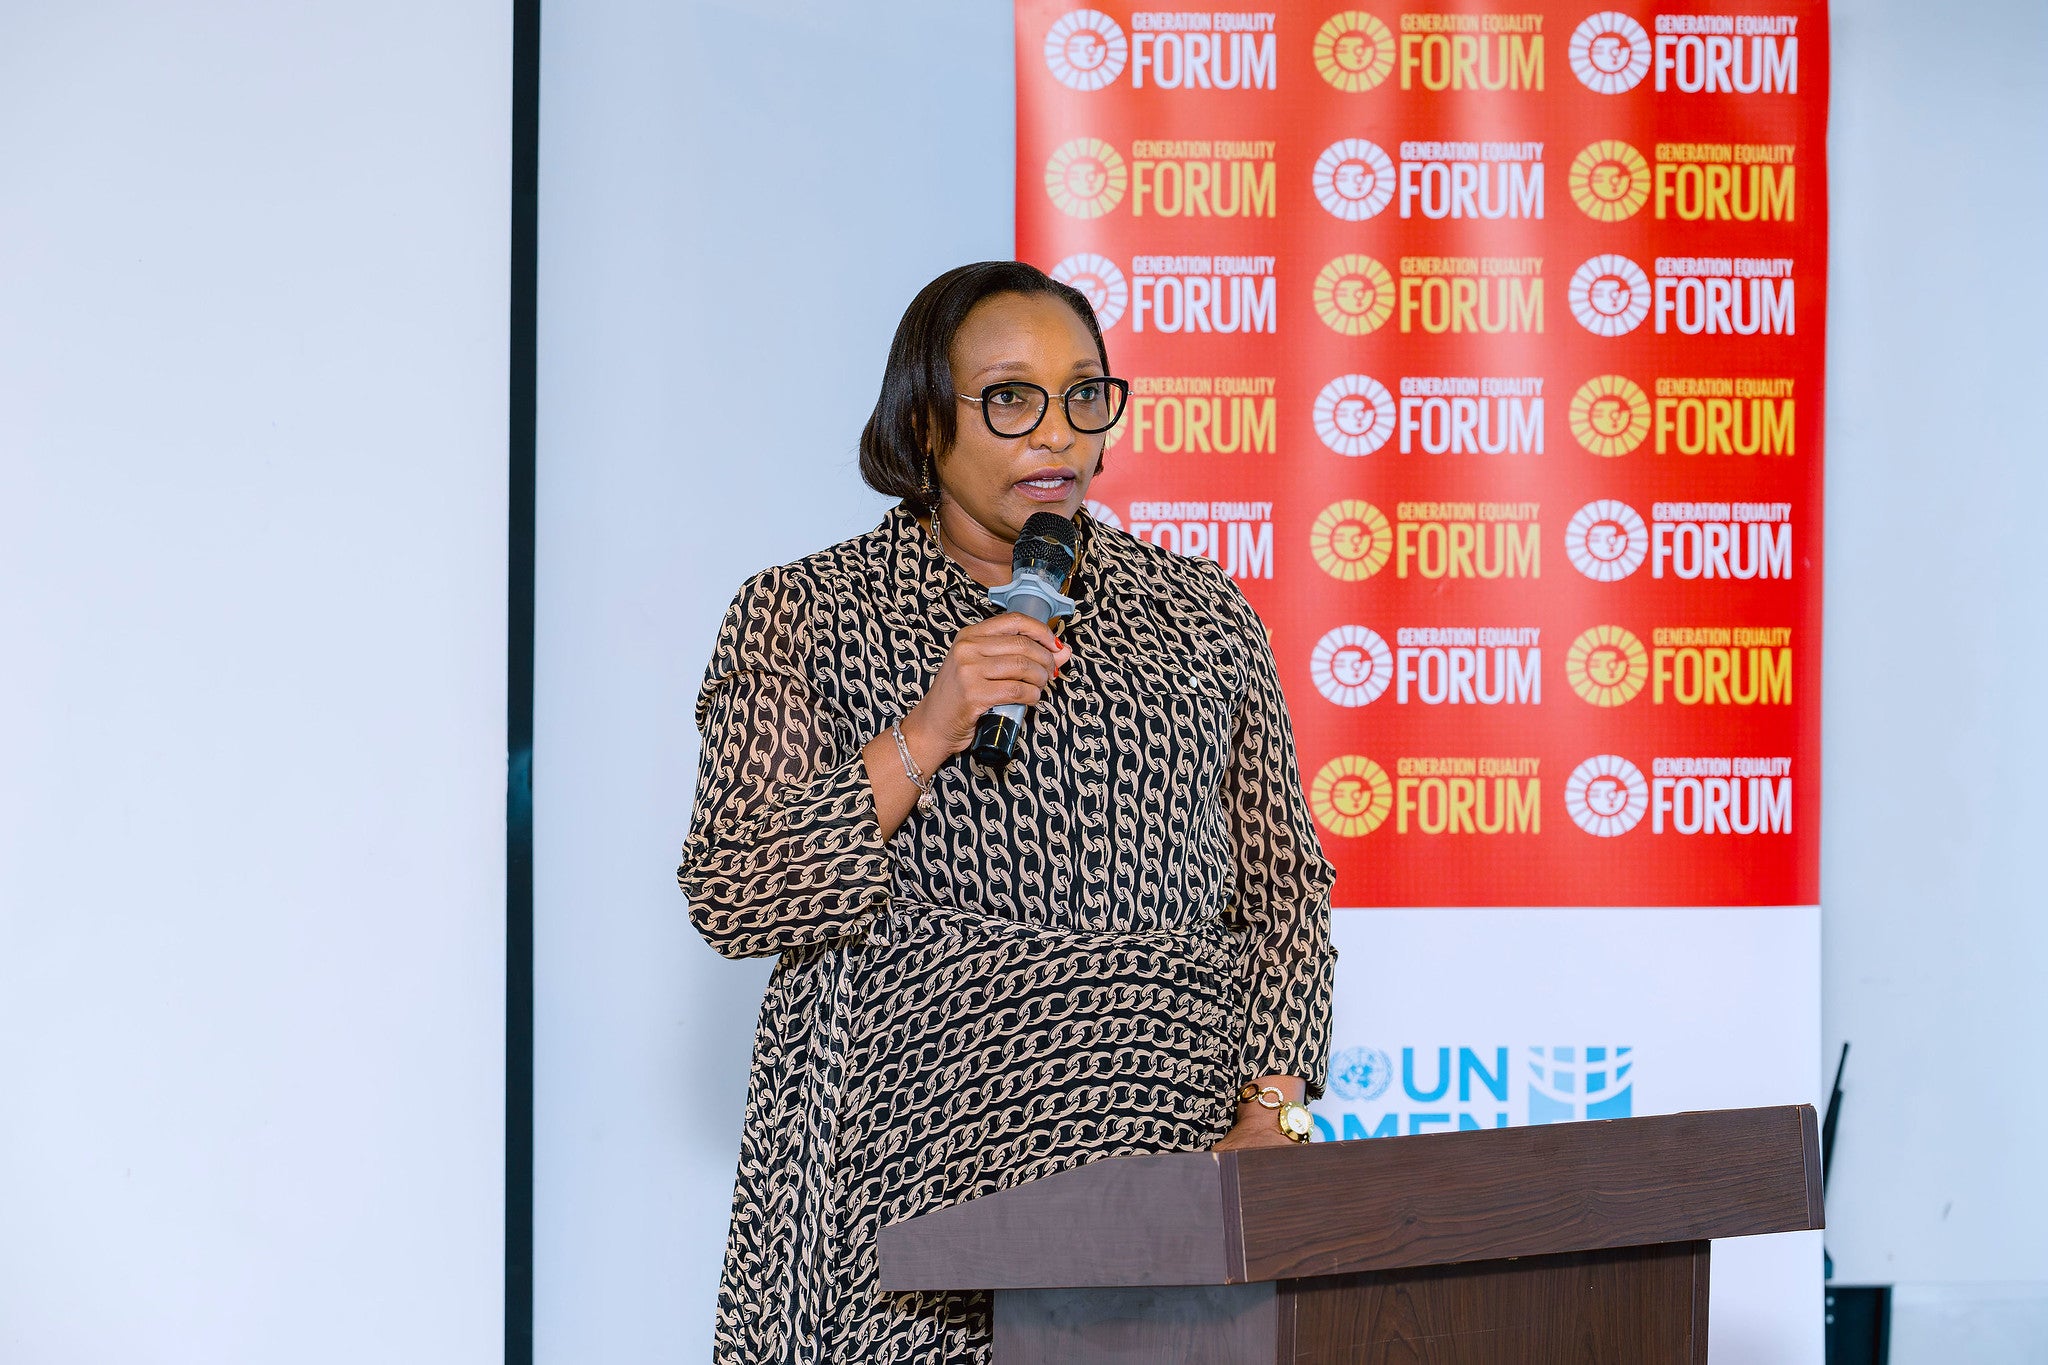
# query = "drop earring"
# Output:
<box><xmin>920</xmin><ymin>454</ymin><xmax>944</xmax><ymax>555</ymax></box>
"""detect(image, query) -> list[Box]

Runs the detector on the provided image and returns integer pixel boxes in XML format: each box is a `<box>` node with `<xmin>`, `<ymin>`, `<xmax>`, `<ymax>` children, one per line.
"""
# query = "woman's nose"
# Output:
<box><xmin>1032</xmin><ymin>401</ymin><xmax>1078</xmax><ymax>451</ymax></box>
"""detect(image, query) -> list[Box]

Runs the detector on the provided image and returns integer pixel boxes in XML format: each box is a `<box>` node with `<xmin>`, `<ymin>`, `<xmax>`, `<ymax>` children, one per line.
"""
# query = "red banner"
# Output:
<box><xmin>1017</xmin><ymin>2</ymin><xmax>1826</xmax><ymax>906</ymax></box>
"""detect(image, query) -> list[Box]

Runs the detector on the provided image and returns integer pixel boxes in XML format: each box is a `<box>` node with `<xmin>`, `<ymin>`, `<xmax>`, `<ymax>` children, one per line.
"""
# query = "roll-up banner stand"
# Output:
<box><xmin>1017</xmin><ymin>4</ymin><xmax>1828</xmax><ymax>1357</ymax></box>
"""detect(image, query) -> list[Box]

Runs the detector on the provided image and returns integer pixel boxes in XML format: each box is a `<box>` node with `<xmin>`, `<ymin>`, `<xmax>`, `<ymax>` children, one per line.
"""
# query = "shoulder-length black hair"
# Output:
<box><xmin>860</xmin><ymin>261</ymin><xmax>1108</xmax><ymax>513</ymax></box>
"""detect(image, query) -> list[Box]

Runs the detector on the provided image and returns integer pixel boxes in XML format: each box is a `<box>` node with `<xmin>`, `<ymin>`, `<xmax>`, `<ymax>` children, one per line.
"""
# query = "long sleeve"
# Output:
<box><xmin>677</xmin><ymin>568</ymin><xmax>894</xmax><ymax>959</ymax></box>
<box><xmin>1212</xmin><ymin>566</ymin><xmax>1339</xmax><ymax>1098</ymax></box>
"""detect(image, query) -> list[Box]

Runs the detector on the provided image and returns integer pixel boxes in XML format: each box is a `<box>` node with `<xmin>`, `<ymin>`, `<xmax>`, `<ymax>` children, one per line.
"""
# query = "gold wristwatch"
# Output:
<box><xmin>1239</xmin><ymin>1082</ymin><xmax>1313</xmax><ymax>1143</ymax></box>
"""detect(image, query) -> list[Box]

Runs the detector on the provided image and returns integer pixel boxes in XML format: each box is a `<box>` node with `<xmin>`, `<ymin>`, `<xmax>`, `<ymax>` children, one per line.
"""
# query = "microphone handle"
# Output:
<box><xmin>971</xmin><ymin>594</ymin><xmax>1055</xmax><ymax>766</ymax></box>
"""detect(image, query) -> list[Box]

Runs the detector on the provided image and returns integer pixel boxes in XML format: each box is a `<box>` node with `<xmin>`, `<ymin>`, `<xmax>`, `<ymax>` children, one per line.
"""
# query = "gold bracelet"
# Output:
<box><xmin>1238</xmin><ymin>1082</ymin><xmax>1313</xmax><ymax>1142</ymax></box>
<box><xmin>890</xmin><ymin>722</ymin><xmax>936</xmax><ymax>814</ymax></box>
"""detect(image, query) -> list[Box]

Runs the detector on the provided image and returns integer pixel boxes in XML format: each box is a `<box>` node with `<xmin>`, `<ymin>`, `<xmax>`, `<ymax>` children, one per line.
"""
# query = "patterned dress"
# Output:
<box><xmin>677</xmin><ymin>505</ymin><xmax>1336</xmax><ymax>1363</ymax></box>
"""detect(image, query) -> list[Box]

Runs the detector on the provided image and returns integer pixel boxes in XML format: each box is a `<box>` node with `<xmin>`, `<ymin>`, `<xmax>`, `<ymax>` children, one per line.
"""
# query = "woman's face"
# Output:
<box><xmin>936</xmin><ymin>291</ymin><xmax>1106</xmax><ymax>542</ymax></box>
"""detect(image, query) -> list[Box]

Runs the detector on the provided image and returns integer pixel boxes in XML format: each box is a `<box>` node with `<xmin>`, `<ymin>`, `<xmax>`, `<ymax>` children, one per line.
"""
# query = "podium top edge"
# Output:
<box><xmin>878</xmin><ymin>1106</ymin><xmax>1821</xmax><ymax>1291</ymax></box>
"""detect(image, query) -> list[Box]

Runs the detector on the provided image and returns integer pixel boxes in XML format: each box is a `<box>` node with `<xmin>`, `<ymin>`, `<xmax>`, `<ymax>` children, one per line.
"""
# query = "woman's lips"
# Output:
<box><xmin>1015</xmin><ymin>468</ymin><xmax>1078</xmax><ymax>501</ymax></box>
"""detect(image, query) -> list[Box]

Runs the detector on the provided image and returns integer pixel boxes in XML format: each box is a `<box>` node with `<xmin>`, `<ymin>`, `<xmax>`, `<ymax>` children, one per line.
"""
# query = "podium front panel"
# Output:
<box><xmin>994</xmin><ymin>1285</ymin><xmax>1276</xmax><ymax>1364</ymax></box>
<box><xmin>1284</xmin><ymin>1241</ymin><xmax>1710</xmax><ymax>1365</ymax></box>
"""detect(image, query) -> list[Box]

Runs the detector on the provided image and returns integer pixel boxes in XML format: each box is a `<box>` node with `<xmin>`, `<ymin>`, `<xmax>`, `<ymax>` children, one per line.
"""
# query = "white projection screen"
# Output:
<box><xmin>0</xmin><ymin>5</ymin><xmax>512</xmax><ymax>1362</ymax></box>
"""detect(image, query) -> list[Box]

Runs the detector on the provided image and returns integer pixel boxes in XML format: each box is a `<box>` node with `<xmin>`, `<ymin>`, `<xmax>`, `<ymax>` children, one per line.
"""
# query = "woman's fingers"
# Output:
<box><xmin>962</xmin><ymin>646</ymin><xmax>1059</xmax><ymax>684</ymax></box>
<box><xmin>971</xmin><ymin>658</ymin><xmax>1053</xmax><ymax>688</ymax></box>
<box><xmin>973</xmin><ymin>680</ymin><xmax>1043</xmax><ymax>709</ymax></box>
<box><xmin>964</xmin><ymin>612</ymin><xmax>1065</xmax><ymax>654</ymax></box>
<box><xmin>965</xmin><ymin>638</ymin><xmax>1057</xmax><ymax>669</ymax></box>
<box><xmin>922</xmin><ymin>613</ymin><xmax>1075</xmax><ymax>736</ymax></box>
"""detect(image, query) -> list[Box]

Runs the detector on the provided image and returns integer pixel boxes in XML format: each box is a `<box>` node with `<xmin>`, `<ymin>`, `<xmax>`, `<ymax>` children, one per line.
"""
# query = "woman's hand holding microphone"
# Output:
<box><xmin>861</xmin><ymin>614</ymin><xmax>1071</xmax><ymax>839</ymax></box>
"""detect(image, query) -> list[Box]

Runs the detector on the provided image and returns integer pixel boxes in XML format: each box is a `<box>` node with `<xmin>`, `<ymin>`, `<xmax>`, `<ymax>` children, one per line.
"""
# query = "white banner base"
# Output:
<box><xmin>1324</xmin><ymin>907</ymin><xmax>1822</xmax><ymax>1364</ymax></box>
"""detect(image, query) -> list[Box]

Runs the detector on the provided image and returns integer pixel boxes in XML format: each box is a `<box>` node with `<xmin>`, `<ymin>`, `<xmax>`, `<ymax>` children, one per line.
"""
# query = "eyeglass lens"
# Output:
<box><xmin>982</xmin><ymin>380</ymin><xmax>1124</xmax><ymax>436</ymax></box>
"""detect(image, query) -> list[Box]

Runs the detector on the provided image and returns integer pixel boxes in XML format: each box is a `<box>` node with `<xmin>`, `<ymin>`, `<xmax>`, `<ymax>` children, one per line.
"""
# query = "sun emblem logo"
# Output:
<box><xmin>1565</xmin><ymin>500</ymin><xmax>1649</xmax><ymax>581</ymax></box>
<box><xmin>1313</xmin><ymin>375</ymin><xmax>1396</xmax><ymax>456</ymax></box>
<box><xmin>1570</xmin><ymin>12</ymin><xmax>1652</xmax><ymax>93</ymax></box>
<box><xmin>1044</xmin><ymin>10</ymin><xmax>1128</xmax><ymax>91</ymax></box>
<box><xmin>1570</xmin><ymin>375</ymin><xmax>1651</xmax><ymax>456</ymax></box>
<box><xmin>1045</xmin><ymin>138</ymin><xmax>1128</xmax><ymax>218</ymax></box>
<box><xmin>1565</xmin><ymin>755</ymin><xmax>1649</xmax><ymax>836</ymax></box>
<box><xmin>1313</xmin><ymin>255</ymin><xmax>1395</xmax><ymax>335</ymax></box>
<box><xmin>1312</xmin><ymin>139</ymin><xmax>1396</xmax><ymax>220</ymax></box>
<box><xmin>1314</xmin><ymin>12</ymin><xmax>1397</xmax><ymax>91</ymax></box>
<box><xmin>1569</xmin><ymin>254</ymin><xmax>1651</xmax><ymax>336</ymax></box>
<box><xmin>1570</xmin><ymin>140</ymin><xmax>1650</xmax><ymax>221</ymax></box>
<box><xmin>1311</xmin><ymin>626</ymin><xmax>1394</xmax><ymax>707</ymax></box>
<box><xmin>1049</xmin><ymin>252</ymin><xmax>1129</xmax><ymax>330</ymax></box>
<box><xmin>1311</xmin><ymin>755</ymin><xmax>1395</xmax><ymax>837</ymax></box>
<box><xmin>1310</xmin><ymin>501</ymin><xmax>1394</xmax><ymax>581</ymax></box>
<box><xmin>1084</xmin><ymin>499</ymin><xmax>1122</xmax><ymax>530</ymax></box>
<box><xmin>1566</xmin><ymin>625</ymin><xmax>1649</xmax><ymax>706</ymax></box>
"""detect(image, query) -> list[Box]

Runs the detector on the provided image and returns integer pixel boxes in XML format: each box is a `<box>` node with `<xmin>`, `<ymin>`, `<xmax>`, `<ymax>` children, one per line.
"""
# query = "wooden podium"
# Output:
<box><xmin>879</xmin><ymin>1106</ymin><xmax>1823</xmax><ymax>1363</ymax></box>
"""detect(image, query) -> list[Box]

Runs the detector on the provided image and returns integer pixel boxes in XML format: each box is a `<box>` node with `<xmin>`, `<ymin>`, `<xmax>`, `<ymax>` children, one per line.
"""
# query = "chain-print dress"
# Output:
<box><xmin>677</xmin><ymin>505</ymin><xmax>1337</xmax><ymax>1363</ymax></box>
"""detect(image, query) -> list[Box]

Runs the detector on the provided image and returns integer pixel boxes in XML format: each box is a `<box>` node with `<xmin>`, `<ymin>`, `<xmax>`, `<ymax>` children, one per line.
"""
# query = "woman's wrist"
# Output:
<box><xmin>897</xmin><ymin>702</ymin><xmax>961</xmax><ymax>768</ymax></box>
<box><xmin>1236</xmin><ymin>1073</ymin><xmax>1306</xmax><ymax>1107</ymax></box>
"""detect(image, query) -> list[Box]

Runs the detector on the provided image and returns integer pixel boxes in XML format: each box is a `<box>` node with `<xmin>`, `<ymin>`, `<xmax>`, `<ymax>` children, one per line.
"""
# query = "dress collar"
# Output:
<box><xmin>874</xmin><ymin>502</ymin><xmax>1169</xmax><ymax>623</ymax></box>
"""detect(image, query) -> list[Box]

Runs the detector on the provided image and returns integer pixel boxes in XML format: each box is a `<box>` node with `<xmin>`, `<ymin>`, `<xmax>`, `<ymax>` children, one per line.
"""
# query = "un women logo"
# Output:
<box><xmin>1328</xmin><ymin>1046</ymin><xmax>1394</xmax><ymax>1102</ymax></box>
<box><xmin>1527</xmin><ymin>1046</ymin><xmax>1635</xmax><ymax>1122</ymax></box>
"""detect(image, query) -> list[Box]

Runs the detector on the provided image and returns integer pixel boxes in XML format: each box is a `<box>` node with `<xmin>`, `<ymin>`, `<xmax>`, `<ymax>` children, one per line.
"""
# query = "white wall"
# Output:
<box><xmin>532</xmin><ymin>2</ymin><xmax>1013</xmax><ymax>1359</ymax></box>
<box><xmin>0</xmin><ymin>6</ymin><xmax>511</xmax><ymax>1363</ymax></box>
<box><xmin>36</xmin><ymin>0</ymin><xmax>2047</xmax><ymax>1359</ymax></box>
<box><xmin>1821</xmin><ymin>0</ymin><xmax>2048</xmax><ymax>1294</ymax></box>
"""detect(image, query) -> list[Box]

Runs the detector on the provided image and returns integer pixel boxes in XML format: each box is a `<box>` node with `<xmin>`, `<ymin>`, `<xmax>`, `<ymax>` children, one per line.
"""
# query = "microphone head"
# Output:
<box><xmin>1012</xmin><ymin>511</ymin><xmax>1078</xmax><ymax>582</ymax></box>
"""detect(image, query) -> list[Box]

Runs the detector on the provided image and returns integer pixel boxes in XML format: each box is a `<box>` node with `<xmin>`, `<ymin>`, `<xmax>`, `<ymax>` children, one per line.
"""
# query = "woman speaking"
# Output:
<box><xmin>677</xmin><ymin>261</ymin><xmax>1336</xmax><ymax>1363</ymax></box>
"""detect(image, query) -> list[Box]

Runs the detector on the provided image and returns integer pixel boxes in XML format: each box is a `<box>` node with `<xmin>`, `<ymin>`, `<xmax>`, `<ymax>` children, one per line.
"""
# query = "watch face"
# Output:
<box><xmin>1280</xmin><ymin>1104</ymin><xmax>1314</xmax><ymax>1138</ymax></box>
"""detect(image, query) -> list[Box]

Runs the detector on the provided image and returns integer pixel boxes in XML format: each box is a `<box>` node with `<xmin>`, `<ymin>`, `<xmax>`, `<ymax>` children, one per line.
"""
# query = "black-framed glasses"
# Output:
<box><xmin>956</xmin><ymin>377</ymin><xmax>1129</xmax><ymax>438</ymax></box>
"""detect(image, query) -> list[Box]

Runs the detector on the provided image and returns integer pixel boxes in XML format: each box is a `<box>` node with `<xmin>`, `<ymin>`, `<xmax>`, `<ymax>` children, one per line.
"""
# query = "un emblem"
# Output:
<box><xmin>1327</xmin><ymin>1046</ymin><xmax>1393</xmax><ymax>1102</ymax></box>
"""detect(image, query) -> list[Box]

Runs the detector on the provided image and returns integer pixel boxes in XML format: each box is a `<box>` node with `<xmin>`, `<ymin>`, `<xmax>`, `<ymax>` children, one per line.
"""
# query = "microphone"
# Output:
<box><xmin>971</xmin><ymin>511</ymin><xmax>1079</xmax><ymax>766</ymax></box>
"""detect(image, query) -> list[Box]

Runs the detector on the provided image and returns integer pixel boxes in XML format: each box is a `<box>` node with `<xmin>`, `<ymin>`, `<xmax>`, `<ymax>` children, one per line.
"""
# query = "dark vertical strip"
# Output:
<box><xmin>1687</xmin><ymin>1241</ymin><xmax>1712</xmax><ymax>1365</ymax></box>
<box><xmin>1217</xmin><ymin>1151</ymin><xmax>1247</xmax><ymax>1284</ymax></box>
<box><xmin>506</xmin><ymin>0</ymin><xmax>540</xmax><ymax>1361</ymax></box>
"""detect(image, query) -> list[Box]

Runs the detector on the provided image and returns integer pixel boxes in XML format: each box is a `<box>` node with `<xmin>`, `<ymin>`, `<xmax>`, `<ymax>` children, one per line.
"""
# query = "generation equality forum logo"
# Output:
<box><xmin>1045</xmin><ymin>10</ymin><xmax>1278</xmax><ymax>91</ymax></box>
<box><xmin>1316</xmin><ymin>1045</ymin><xmax>1635</xmax><ymax>1141</ymax></box>
<box><xmin>1049</xmin><ymin>253</ymin><xmax>1129</xmax><ymax>330</ymax></box>
<box><xmin>1044</xmin><ymin>10</ymin><xmax>1127</xmax><ymax>90</ymax></box>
